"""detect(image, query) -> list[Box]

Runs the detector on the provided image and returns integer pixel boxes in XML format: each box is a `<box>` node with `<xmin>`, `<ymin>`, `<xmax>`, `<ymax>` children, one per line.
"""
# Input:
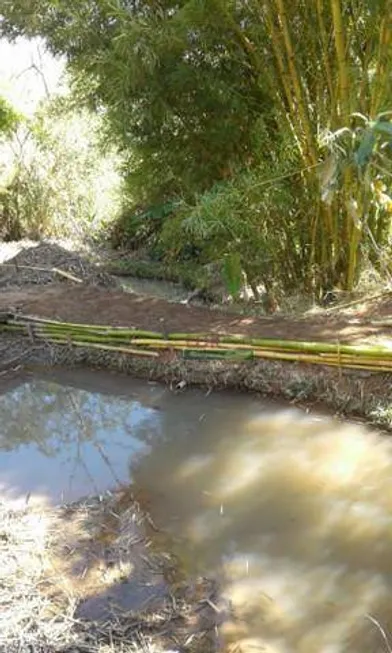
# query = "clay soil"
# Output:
<box><xmin>1</xmin><ymin>283</ymin><xmax>392</xmax><ymax>347</ymax></box>
<box><xmin>1</xmin><ymin>241</ymin><xmax>391</xmax><ymax>346</ymax></box>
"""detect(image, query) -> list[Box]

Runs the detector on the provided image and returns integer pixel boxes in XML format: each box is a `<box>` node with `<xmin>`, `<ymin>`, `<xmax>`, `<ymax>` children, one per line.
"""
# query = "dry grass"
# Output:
<box><xmin>0</xmin><ymin>501</ymin><xmax>78</xmax><ymax>653</ymax></box>
<box><xmin>0</xmin><ymin>492</ymin><xmax>219</xmax><ymax>653</ymax></box>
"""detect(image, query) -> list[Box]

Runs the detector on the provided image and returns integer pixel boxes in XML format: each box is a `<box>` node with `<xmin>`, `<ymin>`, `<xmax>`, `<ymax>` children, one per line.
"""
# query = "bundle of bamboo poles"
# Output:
<box><xmin>1</xmin><ymin>313</ymin><xmax>392</xmax><ymax>373</ymax></box>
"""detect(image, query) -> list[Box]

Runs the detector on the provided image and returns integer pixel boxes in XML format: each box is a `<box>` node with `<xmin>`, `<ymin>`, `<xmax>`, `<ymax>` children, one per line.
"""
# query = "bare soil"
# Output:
<box><xmin>1</xmin><ymin>283</ymin><xmax>392</xmax><ymax>346</ymax></box>
<box><xmin>1</xmin><ymin>241</ymin><xmax>391</xmax><ymax>346</ymax></box>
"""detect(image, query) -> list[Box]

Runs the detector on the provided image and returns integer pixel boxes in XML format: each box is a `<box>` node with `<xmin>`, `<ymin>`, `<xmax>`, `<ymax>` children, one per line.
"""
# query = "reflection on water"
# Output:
<box><xmin>0</xmin><ymin>371</ymin><xmax>161</xmax><ymax>502</ymax></box>
<box><xmin>1</xmin><ymin>369</ymin><xmax>392</xmax><ymax>651</ymax></box>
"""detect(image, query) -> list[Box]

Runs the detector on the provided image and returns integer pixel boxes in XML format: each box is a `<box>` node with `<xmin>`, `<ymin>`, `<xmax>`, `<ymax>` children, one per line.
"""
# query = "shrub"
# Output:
<box><xmin>0</xmin><ymin>93</ymin><xmax>122</xmax><ymax>240</ymax></box>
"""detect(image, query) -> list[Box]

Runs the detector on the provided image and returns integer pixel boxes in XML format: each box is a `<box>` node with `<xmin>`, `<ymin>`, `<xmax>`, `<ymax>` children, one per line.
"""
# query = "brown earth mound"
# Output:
<box><xmin>0</xmin><ymin>242</ymin><xmax>117</xmax><ymax>289</ymax></box>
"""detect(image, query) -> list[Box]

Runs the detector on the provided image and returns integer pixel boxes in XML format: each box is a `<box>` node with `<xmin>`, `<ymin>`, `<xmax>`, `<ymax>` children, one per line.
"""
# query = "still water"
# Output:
<box><xmin>1</xmin><ymin>368</ymin><xmax>392</xmax><ymax>652</ymax></box>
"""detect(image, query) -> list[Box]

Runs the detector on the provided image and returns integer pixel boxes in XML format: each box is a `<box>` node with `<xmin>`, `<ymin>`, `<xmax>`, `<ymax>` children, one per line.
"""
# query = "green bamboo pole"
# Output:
<box><xmin>167</xmin><ymin>333</ymin><xmax>392</xmax><ymax>358</ymax></box>
<box><xmin>26</xmin><ymin>329</ymin><xmax>392</xmax><ymax>364</ymax></box>
<box><xmin>316</xmin><ymin>0</ymin><xmax>335</xmax><ymax>110</ymax></box>
<box><xmin>43</xmin><ymin>339</ymin><xmax>159</xmax><ymax>357</ymax></box>
<box><xmin>5</xmin><ymin>314</ymin><xmax>392</xmax><ymax>372</ymax></box>
<box><xmin>33</xmin><ymin>325</ymin><xmax>162</xmax><ymax>341</ymax></box>
<box><xmin>10</xmin><ymin>314</ymin><xmax>163</xmax><ymax>338</ymax></box>
<box><xmin>12</xmin><ymin>320</ymin><xmax>392</xmax><ymax>360</ymax></box>
<box><xmin>8</xmin><ymin>314</ymin><xmax>392</xmax><ymax>359</ymax></box>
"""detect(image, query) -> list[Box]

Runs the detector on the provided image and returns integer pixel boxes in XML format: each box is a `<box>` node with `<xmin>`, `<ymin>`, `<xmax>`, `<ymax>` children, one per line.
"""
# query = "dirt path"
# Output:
<box><xmin>1</xmin><ymin>284</ymin><xmax>392</xmax><ymax>346</ymax></box>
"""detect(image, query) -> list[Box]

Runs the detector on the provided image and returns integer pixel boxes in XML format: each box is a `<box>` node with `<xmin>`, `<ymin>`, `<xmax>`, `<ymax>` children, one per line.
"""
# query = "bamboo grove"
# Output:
<box><xmin>254</xmin><ymin>0</ymin><xmax>392</xmax><ymax>292</ymax></box>
<box><xmin>1</xmin><ymin>1</ymin><xmax>391</xmax><ymax>295</ymax></box>
<box><xmin>2</xmin><ymin>313</ymin><xmax>392</xmax><ymax>373</ymax></box>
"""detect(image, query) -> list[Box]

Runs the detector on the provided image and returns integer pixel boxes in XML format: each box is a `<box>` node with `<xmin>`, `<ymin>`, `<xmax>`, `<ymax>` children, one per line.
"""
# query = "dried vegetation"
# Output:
<box><xmin>0</xmin><ymin>491</ymin><xmax>220</xmax><ymax>653</ymax></box>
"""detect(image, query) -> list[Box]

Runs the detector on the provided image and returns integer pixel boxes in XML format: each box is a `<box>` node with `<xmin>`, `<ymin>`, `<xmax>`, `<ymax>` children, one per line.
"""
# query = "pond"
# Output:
<box><xmin>1</xmin><ymin>367</ymin><xmax>392</xmax><ymax>652</ymax></box>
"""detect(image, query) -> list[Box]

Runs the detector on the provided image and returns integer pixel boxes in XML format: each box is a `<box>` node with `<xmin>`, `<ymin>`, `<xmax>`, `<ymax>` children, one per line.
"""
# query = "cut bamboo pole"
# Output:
<box><xmin>42</xmin><ymin>339</ymin><xmax>159</xmax><ymax>357</ymax></box>
<box><xmin>4</xmin><ymin>313</ymin><xmax>392</xmax><ymax>373</ymax></box>
<box><xmin>9</xmin><ymin>315</ymin><xmax>163</xmax><ymax>338</ymax></box>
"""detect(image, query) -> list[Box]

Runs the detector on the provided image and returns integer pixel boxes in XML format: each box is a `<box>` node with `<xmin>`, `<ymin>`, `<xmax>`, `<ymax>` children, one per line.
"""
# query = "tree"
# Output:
<box><xmin>1</xmin><ymin>0</ymin><xmax>391</xmax><ymax>293</ymax></box>
<box><xmin>1</xmin><ymin>1</ymin><xmax>277</xmax><ymax>197</ymax></box>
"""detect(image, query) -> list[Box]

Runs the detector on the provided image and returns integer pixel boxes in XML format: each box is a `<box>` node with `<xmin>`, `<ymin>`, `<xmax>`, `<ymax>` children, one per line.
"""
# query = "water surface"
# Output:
<box><xmin>1</xmin><ymin>368</ymin><xmax>392</xmax><ymax>652</ymax></box>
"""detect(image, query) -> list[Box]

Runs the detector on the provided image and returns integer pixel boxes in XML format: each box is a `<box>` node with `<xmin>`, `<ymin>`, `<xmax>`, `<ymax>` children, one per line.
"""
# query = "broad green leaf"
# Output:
<box><xmin>354</xmin><ymin>129</ymin><xmax>377</xmax><ymax>167</ymax></box>
<box><xmin>373</xmin><ymin>121</ymin><xmax>392</xmax><ymax>139</ymax></box>
<box><xmin>222</xmin><ymin>252</ymin><xmax>242</xmax><ymax>298</ymax></box>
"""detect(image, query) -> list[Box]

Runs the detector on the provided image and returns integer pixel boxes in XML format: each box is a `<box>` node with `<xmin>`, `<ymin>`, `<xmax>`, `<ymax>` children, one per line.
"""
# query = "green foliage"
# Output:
<box><xmin>0</xmin><ymin>93</ymin><xmax>121</xmax><ymax>240</ymax></box>
<box><xmin>318</xmin><ymin>111</ymin><xmax>392</xmax><ymax>278</ymax></box>
<box><xmin>160</xmin><ymin>166</ymin><xmax>308</xmax><ymax>295</ymax></box>
<box><xmin>1</xmin><ymin>1</ymin><xmax>391</xmax><ymax>294</ymax></box>
<box><xmin>222</xmin><ymin>253</ymin><xmax>242</xmax><ymax>299</ymax></box>
<box><xmin>0</xmin><ymin>95</ymin><xmax>20</xmax><ymax>137</ymax></box>
<box><xmin>111</xmin><ymin>201</ymin><xmax>177</xmax><ymax>250</ymax></box>
<box><xmin>0</xmin><ymin>0</ymin><xmax>278</xmax><ymax>204</ymax></box>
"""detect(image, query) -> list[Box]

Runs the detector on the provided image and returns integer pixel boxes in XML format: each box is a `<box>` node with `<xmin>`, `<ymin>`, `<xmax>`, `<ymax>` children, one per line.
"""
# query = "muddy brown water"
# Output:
<box><xmin>1</xmin><ymin>368</ymin><xmax>392</xmax><ymax>652</ymax></box>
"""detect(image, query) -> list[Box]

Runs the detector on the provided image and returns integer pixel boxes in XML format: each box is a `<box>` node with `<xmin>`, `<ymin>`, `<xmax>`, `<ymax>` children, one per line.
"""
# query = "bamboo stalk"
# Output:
<box><xmin>8</xmin><ymin>315</ymin><xmax>392</xmax><ymax>358</ymax></box>
<box><xmin>262</xmin><ymin>4</ymin><xmax>315</xmax><ymax>162</ymax></box>
<box><xmin>10</xmin><ymin>315</ymin><xmax>163</xmax><ymax>338</ymax></box>
<box><xmin>168</xmin><ymin>333</ymin><xmax>392</xmax><ymax>358</ymax></box>
<box><xmin>370</xmin><ymin>3</ymin><xmax>392</xmax><ymax>116</ymax></box>
<box><xmin>138</xmin><ymin>336</ymin><xmax>392</xmax><ymax>360</ymax></box>
<box><xmin>14</xmin><ymin>320</ymin><xmax>392</xmax><ymax>359</ymax></box>
<box><xmin>186</xmin><ymin>347</ymin><xmax>392</xmax><ymax>371</ymax></box>
<box><xmin>4</xmin><ymin>313</ymin><xmax>392</xmax><ymax>373</ymax></box>
<box><xmin>330</xmin><ymin>0</ymin><xmax>350</xmax><ymax>117</ymax></box>
<box><xmin>24</xmin><ymin>328</ymin><xmax>392</xmax><ymax>363</ymax></box>
<box><xmin>249</xmin><ymin>347</ymin><xmax>389</xmax><ymax>366</ymax></box>
<box><xmin>263</xmin><ymin>7</ymin><xmax>295</xmax><ymax>111</ymax></box>
<box><xmin>33</xmin><ymin>325</ymin><xmax>163</xmax><ymax>340</ymax></box>
<box><xmin>274</xmin><ymin>0</ymin><xmax>318</xmax><ymax>166</ymax></box>
<box><xmin>316</xmin><ymin>0</ymin><xmax>335</xmax><ymax>109</ymax></box>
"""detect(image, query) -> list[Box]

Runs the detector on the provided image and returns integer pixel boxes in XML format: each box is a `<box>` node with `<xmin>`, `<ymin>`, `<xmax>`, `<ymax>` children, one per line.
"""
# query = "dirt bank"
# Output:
<box><xmin>0</xmin><ymin>330</ymin><xmax>391</xmax><ymax>432</ymax></box>
<box><xmin>1</xmin><ymin>241</ymin><xmax>392</xmax><ymax>345</ymax></box>
<box><xmin>1</xmin><ymin>241</ymin><xmax>392</xmax><ymax>428</ymax></box>
<box><xmin>2</xmin><ymin>283</ymin><xmax>392</xmax><ymax>345</ymax></box>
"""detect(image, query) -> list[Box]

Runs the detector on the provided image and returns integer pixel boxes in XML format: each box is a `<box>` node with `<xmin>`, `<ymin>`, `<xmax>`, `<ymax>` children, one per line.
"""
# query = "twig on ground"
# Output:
<box><xmin>0</xmin><ymin>263</ymin><xmax>83</xmax><ymax>284</ymax></box>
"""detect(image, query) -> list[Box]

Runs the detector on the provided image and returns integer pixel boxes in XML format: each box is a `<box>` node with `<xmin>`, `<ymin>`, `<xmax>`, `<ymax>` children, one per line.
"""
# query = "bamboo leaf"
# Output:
<box><xmin>373</xmin><ymin>121</ymin><xmax>392</xmax><ymax>139</ymax></box>
<box><xmin>222</xmin><ymin>252</ymin><xmax>242</xmax><ymax>298</ymax></box>
<box><xmin>354</xmin><ymin>129</ymin><xmax>377</xmax><ymax>167</ymax></box>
